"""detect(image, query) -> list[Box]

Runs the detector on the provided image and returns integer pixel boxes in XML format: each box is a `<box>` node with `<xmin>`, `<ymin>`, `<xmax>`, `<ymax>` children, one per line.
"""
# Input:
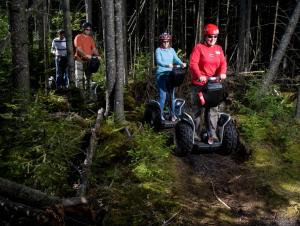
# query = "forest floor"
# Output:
<box><xmin>169</xmin><ymin>151</ymin><xmax>300</xmax><ymax>226</ymax></box>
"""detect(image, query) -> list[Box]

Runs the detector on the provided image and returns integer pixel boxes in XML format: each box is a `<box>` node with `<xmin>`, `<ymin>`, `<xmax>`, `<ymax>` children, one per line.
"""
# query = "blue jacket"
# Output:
<box><xmin>155</xmin><ymin>47</ymin><xmax>183</xmax><ymax>79</ymax></box>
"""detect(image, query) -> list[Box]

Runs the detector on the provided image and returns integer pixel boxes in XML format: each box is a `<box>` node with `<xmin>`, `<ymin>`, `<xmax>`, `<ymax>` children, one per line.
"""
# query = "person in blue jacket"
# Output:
<box><xmin>155</xmin><ymin>32</ymin><xmax>186</xmax><ymax>121</ymax></box>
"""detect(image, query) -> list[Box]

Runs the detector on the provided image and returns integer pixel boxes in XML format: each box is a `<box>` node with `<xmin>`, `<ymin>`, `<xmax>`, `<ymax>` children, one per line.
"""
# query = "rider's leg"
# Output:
<box><xmin>157</xmin><ymin>75</ymin><xmax>167</xmax><ymax>120</ymax></box>
<box><xmin>205</xmin><ymin>106</ymin><xmax>219</xmax><ymax>143</ymax></box>
<box><xmin>192</xmin><ymin>85</ymin><xmax>204</xmax><ymax>138</ymax></box>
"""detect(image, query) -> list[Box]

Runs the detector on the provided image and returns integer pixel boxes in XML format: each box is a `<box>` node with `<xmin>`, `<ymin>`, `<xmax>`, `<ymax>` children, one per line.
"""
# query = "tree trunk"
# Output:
<box><xmin>85</xmin><ymin>0</ymin><xmax>92</xmax><ymax>23</ymax></box>
<box><xmin>103</xmin><ymin>0</ymin><xmax>116</xmax><ymax>116</ymax></box>
<box><xmin>296</xmin><ymin>86</ymin><xmax>300</xmax><ymax>118</ymax></box>
<box><xmin>270</xmin><ymin>0</ymin><xmax>279</xmax><ymax>62</ymax></box>
<box><xmin>237</xmin><ymin>0</ymin><xmax>252</xmax><ymax>73</ymax></box>
<box><xmin>149</xmin><ymin>0</ymin><xmax>156</xmax><ymax>76</ymax></box>
<box><xmin>8</xmin><ymin>0</ymin><xmax>30</xmax><ymax>103</ymax></box>
<box><xmin>261</xmin><ymin>0</ymin><xmax>300</xmax><ymax>92</ymax></box>
<box><xmin>43</xmin><ymin>0</ymin><xmax>49</xmax><ymax>92</ymax></box>
<box><xmin>224</xmin><ymin>0</ymin><xmax>230</xmax><ymax>53</ymax></box>
<box><xmin>122</xmin><ymin>0</ymin><xmax>128</xmax><ymax>85</ymax></box>
<box><xmin>195</xmin><ymin>0</ymin><xmax>204</xmax><ymax>44</ymax></box>
<box><xmin>62</xmin><ymin>0</ymin><xmax>75</xmax><ymax>85</ymax></box>
<box><xmin>114</xmin><ymin>0</ymin><xmax>126</xmax><ymax>123</ymax></box>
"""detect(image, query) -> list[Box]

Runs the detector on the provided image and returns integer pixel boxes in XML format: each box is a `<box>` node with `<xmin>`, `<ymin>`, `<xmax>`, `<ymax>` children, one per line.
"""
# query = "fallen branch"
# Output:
<box><xmin>78</xmin><ymin>108</ymin><xmax>104</xmax><ymax>196</ymax></box>
<box><xmin>0</xmin><ymin>177</ymin><xmax>92</xmax><ymax>208</ymax></box>
<box><xmin>0</xmin><ymin>177</ymin><xmax>59</xmax><ymax>208</ymax></box>
<box><xmin>161</xmin><ymin>208</ymin><xmax>182</xmax><ymax>226</ymax></box>
<box><xmin>210</xmin><ymin>179</ymin><xmax>231</xmax><ymax>210</ymax></box>
<box><xmin>0</xmin><ymin>196</ymin><xmax>51</xmax><ymax>223</ymax></box>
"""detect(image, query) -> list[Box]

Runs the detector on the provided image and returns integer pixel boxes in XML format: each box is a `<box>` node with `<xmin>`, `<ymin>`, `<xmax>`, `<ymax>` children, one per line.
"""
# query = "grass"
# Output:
<box><xmin>235</xmin><ymin>87</ymin><xmax>300</xmax><ymax>217</ymax></box>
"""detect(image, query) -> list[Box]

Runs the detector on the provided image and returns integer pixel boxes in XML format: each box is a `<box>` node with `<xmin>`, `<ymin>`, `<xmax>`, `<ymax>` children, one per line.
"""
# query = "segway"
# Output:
<box><xmin>174</xmin><ymin>77</ymin><xmax>238</xmax><ymax>156</ymax></box>
<box><xmin>143</xmin><ymin>65</ymin><xmax>186</xmax><ymax>131</ymax></box>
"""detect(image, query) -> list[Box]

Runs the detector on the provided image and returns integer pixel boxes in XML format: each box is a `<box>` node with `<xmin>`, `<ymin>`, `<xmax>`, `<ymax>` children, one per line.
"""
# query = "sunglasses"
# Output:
<box><xmin>207</xmin><ymin>35</ymin><xmax>218</xmax><ymax>39</ymax></box>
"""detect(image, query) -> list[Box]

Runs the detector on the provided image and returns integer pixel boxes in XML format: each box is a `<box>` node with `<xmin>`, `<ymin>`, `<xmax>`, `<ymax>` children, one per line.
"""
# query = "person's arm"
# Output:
<box><xmin>171</xmin><ymin>48</ymin><xmax>183</xmax><ymax>65</ymax></box>
<box><xmin>76</xmin><ymin>47</ymin><xmax>89</xmax><ymax>59</ymax></box>
<box><xmin>189</xmin><ymin>45</ymin><xmax>205</xmax><ymax>81</ymax></box>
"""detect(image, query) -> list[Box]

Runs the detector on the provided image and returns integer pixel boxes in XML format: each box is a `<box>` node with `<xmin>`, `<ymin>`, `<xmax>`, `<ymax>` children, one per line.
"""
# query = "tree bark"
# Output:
<box><xmin>62</xmin><ymin>0</ymin><xmax>75</xmax><ymax>85</ymax></box>
<box><xmin>270</xmin><ymin>0</ymin><xmax>279</xmax><ymax>62</ymax></box>
<box><xmin>114</xmin><ymin>0</ymin><xmax>126</xmax><ymax>123</ymax></box>
<box><xmin>103</xmin><ymin>0</ymin><xmax>116</xmax><ymax>116</ymax></box>
<box><xmin>195</xmin><ymin>0</ymin><xmax>204</xmax><ymax>44</ymax></box>
<box><xmin>0</xmin><ymin>177</ymin><xmax>91</xmax><ymax>207</ymax></box>
<box><xmin>122</xmin><ymin>0</ymin><xmax>129</xmax><ymax>85</ymax></box>
<box><xmin>85</xmin><ymin>0</ymin><xmax>92</xmax><ymax>23</ymax></box>
<box><xmin>237</xmin><ymin>0</ymin><xmax>252</xmax><ymax>73</ymax></box>
<box><xmin>296</xmin><ymin>86</ymin><xmax>300</xmax><ymax>118</ymax></box>
<box><xmin>0</xmin><ymin>177</ymin><xmax>59</xmax><ymax>207</ymax></box>
<box><xmin>261</xmin><ymin>0</ymin><xmax>300</xmax><ymax>92</ymax></box>
<box><xmin>149</xmin><ymin>0</ymin><xmax>156</xmax><ymax>76</ymax></box>
<box><xmin>8</xmin><ymin>0</ymin><xmax>30</xmax><ymax>103</ymax></box>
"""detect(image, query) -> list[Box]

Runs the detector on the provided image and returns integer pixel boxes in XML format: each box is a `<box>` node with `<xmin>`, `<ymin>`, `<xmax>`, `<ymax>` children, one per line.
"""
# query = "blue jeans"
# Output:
<box><xmin>55</xmin><ymin>56</ymin><xmax>69</xmax><ymax>88</ymax></box>
<box><xmin>157</xmin><ymin>72</ymin><xmax>175</xmax><ymax>119</ymax></box>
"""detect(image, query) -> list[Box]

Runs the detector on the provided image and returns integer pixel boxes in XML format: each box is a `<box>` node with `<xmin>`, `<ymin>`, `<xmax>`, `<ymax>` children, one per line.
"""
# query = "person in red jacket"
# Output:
<box><xmin>74</xmin><ymin>22</ymin><xmax>100</xmax><ymax>96</ymax></box>
<box><xmin>189</xmin><ymin>23</ymin><xmax>227</xmax><ymax>144</ymax></box>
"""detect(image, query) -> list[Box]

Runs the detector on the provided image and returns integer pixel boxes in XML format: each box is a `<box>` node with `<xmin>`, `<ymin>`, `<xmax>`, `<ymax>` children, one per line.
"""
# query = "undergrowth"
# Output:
<box><xmin>235</xmin><ymin>81</ymin><xmax>300</xmax><ymax>213</ymax></box>
<box><xmin>0</xmin><ymin>91</ymin><xmax>86</xmax><ymax>195</ymax></box>
<box><xmin>91</xmin><ymin>122</ymin><xmax>179</xmax><ymax>225</ymax></box>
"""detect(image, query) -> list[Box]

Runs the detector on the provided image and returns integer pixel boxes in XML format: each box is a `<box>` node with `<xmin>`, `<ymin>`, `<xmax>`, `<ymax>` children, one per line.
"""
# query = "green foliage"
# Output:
<box><xmin>51</xmin><ymin>11</ymin><xmax>85</xmax><ymax>33</ymax></box>
<box><xmin>0</xmin><ymin>92</ymin><xmax>85</xmax><ymax>194</ymax></box>
<box><xmin>239</xmin><ymin>81</ymin><xmax>293</xmax><ymax>117</ymax></box>
<box><xmin>91</xmin><ymin>121</ymin><xmax>178</xmax><ymax>225</ymax></box>
<box><xmin>131</xmin><ymin>52</ymin><xmax>151</xmax><ymax>82</ymax></box>
<box><xmin>128</xmin><ymin>126</ymin><xmax>172</xmax><ymax>182</ymax></box>
<box><xmin>0</xmin><ymin>10</ymin><xmax>11</xmax><ymax>88</ymax></box>
<box><xmin>235</xmin><ymin>80</ymin><xmax>300</xmax><ymax>204</ymax></box>
<box><xmin>0</xmin><ymin>10</ymin><xmax>8</xmax><ymax>39</ymax></box>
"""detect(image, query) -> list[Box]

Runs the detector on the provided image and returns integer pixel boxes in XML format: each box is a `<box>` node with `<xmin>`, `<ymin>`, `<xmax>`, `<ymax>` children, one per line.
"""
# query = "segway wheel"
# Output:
<box><xmin>143</xmin><ymin>105</ymin><xmax>161</xmax><ymax>131</ymax></box>
<box><xmin>219</xmin><ymin>120</ymin><xmax>238</xmax><ymax>155</ymax></box>
<box><xmin>174</xmin><ymin>121</ymin><xmax>193</xmax><ymax>156</ymax></box>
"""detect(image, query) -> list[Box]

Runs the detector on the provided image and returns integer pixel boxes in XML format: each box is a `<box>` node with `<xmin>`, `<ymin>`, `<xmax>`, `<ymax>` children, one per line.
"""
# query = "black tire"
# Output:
<box><xmin>174</xmin><ymin>121</ymin><xmax>194</xmax><ymax>156</ymax></box>
<box><xmin>143</xmin><ymin>105</ymin><xmax>161</xmax><ymax>131</ymax></box>
<box><xmin>219</xmin><ymin>120</ymin><xmax>238</xmax><ymax>155</ymax></box>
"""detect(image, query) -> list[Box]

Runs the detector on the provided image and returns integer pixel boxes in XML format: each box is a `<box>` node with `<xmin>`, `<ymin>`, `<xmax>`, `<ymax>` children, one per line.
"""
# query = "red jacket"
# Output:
<box><xmin>189</xmin><ymin>43</ymin><xmax>227</xmax><ymax>86</ymax></box>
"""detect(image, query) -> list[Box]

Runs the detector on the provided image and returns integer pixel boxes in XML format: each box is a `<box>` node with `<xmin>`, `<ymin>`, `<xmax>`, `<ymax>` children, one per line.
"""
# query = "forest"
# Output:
<box><xmin>0</xmin><ymin>0</ymin><xmax>300</xmax><ymax>225</ymax></box>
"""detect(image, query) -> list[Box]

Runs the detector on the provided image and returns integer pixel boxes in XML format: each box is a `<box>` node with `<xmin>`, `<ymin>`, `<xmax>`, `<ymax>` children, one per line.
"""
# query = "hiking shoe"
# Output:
<box><xmin>171</xmin><ymin>115</ymin><xmax>178</xmax><ymax>122</ymax></box>
<box><xmin>208</xmin><ymin>136</ymin><xmax>214</xmax><ymax>145</ymax></box>
<box><xmin>208</xmin><ymin>136</ymin><xmax>219</xmax><ymax>145</ymax></box>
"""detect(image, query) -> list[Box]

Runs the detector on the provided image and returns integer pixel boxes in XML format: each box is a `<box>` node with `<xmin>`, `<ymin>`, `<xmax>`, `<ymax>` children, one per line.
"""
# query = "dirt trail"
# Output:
<box><xmin>170</xmin><ymin>153</ymin><xmax>300</xmax><ymax>226</ymax></box>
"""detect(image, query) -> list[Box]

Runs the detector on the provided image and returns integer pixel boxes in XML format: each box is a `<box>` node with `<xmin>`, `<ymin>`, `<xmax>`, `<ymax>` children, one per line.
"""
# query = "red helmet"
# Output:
<box><xmin>159</xmin><ymin>32</ymin><xmax>172</xmax><ymax>41</ymax></box>
<box><xmin>204</xmin><ymin>24</ymin><xmax>219</xmax><ymax>36</ymax></box>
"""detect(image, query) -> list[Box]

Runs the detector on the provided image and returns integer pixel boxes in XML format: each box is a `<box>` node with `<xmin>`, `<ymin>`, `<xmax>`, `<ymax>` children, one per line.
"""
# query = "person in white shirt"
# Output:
<box><xmin>51</xmin><ymin>29</ymin><xmax>69</xmax><ymax>89</ymax></box>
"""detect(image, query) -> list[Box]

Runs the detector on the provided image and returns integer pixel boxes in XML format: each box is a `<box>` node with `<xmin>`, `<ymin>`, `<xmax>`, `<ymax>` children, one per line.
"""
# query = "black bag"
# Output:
<box><xmin>203</xmin><ymin>82</ymin><xmax>224</xmax><ymax>107</ymax></box>
<box><xmin>88</xmin><ymin>56</ymin><xmax>100</xmax><ymax>73</ymax></box>
<box><xmin>170</xmin><ymin>68</ymin><xmax>186</xmax><ymax>87</ymax></box>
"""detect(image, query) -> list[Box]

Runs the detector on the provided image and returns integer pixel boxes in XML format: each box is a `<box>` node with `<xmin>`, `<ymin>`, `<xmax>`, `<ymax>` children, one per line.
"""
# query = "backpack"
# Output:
<box><xmin>88</xmin><ymin>56</ymin><xmax>100</xmax><ymax>73</ymax></box>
